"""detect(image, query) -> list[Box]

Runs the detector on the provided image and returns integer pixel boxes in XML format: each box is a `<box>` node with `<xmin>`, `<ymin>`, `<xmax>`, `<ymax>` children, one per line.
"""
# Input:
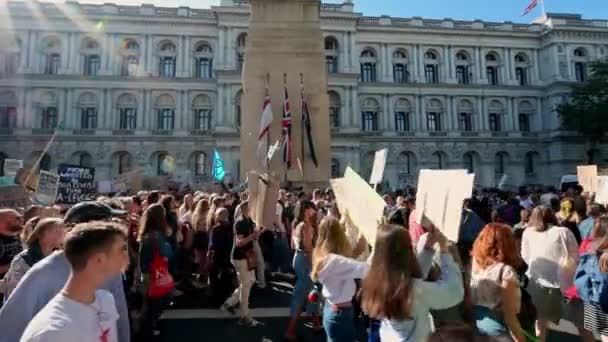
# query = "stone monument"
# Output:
<box><xmin>239</xmin><ymin>0</ymin><xmax>331</xmax><ymax>187</ymax></box>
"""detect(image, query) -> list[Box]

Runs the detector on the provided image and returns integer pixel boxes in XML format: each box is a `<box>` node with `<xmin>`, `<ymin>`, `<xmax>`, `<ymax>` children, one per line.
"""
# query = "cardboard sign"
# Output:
<box><xmin>369</xmin><ymin>148</ymin><xmax>388</xmax><ymax>185</ymax></box>
<box><xmin>577</xmin><ymin>165</ymin><xmax>598</xmax><ymax>194</ymax></box>
<box><xmin>97</xmin><ymin>180</ymin><xmax>113</xmax><ymax>194</ymax></box>
<box><xmin>0</xmin><ymin>185</ymin><xmax>30</xmax><ymax>209</ymax></box>
<box><xmin>331</xmin><ymin>167</ymin><xmax>385</xmax><ymax>246</ymax></box>
<box><xmin>34</xmin><ymin>171</ymin><xmax>59</xmax><ymax>205</ymax></box>
<box><xmin>415</xmin><ymin>169</ymin><xmax>474</xmax><ymax>242</ymax></box>
<box><xmin>3</xmin><ymin>159</ymin><xmax>22</xmax><ymax>177</ymax></box>
<box><xmin>247</xmin><ymin>172</ymin><xmax>279</xmax><ymax>229</ymax></box>
<box><xmin>596</xmin><ymin>176</ymin><xmax>608</xmax><ymax>205</ymax></box>
<box><xmin>14</xmin><ymin>168</ymin><xmax>38</xmax><ymax>191</ymax></box>
<box><xmin>113</xmin><ymin>170</ymin><xmax>143</xmax><ymax>194</ymax></box>
<box><xmin>56</xmin><ymin>164</ymin><xmax>96</xmax><ymax>204</ymax></box>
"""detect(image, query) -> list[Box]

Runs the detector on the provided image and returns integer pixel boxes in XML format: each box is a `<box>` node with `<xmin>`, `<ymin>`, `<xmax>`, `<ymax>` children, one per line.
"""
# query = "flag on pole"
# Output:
<box><xmin>257</xmin><ymin>88</ymin><xmax>274</xmax><ymax>166</ymax></box>
<box><xmin>522</xmin><ymin>0</ymin><xmax>540</xmax><ymax>16</ymax></box>
<box><xmin>301</xmin><ymin>86</ymin><xmax>318</xmax><ymax>168</ymax></box>
<box><xmin>282</xmin><ymin>86</ymin><xmax>292</xmax><ymax>169</ymax></box>
<box><xmin>212</xmin><ymin>149</ymin><xmax>225</xmax><ymax>182</ymax></box>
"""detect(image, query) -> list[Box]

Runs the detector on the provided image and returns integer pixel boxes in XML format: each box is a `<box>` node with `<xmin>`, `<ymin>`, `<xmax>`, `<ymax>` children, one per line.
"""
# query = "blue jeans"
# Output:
<box><xmin>290</xmin><ymin>250</ymin><xmax>315</xmax><ymax>315</ymax></box>
<box><xmin>323</xmin><ymin>303</ymin><xmax>355</xmax><ymax>342</ymax></box>
<box><xmin>368</xmin><ymin>319</ymin><xmax>381</xmax><ymax>342</ymax></box>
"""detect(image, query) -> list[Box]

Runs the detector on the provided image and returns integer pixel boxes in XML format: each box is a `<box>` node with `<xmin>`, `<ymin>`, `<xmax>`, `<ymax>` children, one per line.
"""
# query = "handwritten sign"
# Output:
<box><xmin>0</xmin><ymin>186</ymin><xmax>30</xmax><ymax>209</ymax></box>
<box><xmin>113</xmin><ymin>170</ymin><xmax>143</xmax><ymax>194</ymax></box>
<box><xmin>56</xmin><ymin>164</ymin><xmax>96</xmax><ymax>204</ymax></box>
<box><xmin>34</xmin><ymin>171</ymin><xmax>59</xmax><ymax>205</ymax></box>
<box><xmin>369</xmin><ymin>148</ymin><xmax>388</xmax><ymax>186</ymax></box>
<box><xmin>577</xmin><ymin>165</ymin><xmax>598</xmax><ymax>194</ymax></box>
<box><xmin>3</xmin><ymin>159</ymin><xmax>22</xmax><ymax>177</ymax></box>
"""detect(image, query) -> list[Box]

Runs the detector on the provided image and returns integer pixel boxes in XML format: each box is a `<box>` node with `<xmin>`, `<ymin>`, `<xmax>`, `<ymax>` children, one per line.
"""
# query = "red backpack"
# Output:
<box><xmin>147</xmin><ymin>243</ymin><xmax>175</xmax><ymax>298</ymax></box>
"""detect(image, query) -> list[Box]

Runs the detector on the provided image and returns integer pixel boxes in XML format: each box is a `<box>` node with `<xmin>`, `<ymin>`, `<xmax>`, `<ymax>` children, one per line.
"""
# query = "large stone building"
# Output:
<box><xmin>0</xmin><ymin>0</ymin><xmax>606</xmax><ymax>189</ymax></box>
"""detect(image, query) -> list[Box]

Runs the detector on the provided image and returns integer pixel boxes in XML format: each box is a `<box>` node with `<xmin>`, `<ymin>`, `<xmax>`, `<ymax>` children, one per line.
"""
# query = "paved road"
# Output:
<box><xmin>157</xmin><ymin>276</ymin><xmax>592</xmax><ymax>342</ymax></box>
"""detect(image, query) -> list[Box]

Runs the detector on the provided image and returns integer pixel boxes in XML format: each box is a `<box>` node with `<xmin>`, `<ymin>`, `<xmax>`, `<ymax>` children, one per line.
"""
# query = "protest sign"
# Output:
<box><xmin>34</xmin><ymin>171</ymin><xmax>59</xmax><ymax>205</ymax></box>
<box><xmin>330</xmin><ymin>167</ymin><xmax>385</xmax><ymax>246</ymax></box>
<box><xmin>0</xmin><ymin>186</ymin><xmax>30</xmax><ymax>209</ymax></box>
<box><xmin>369</xmin><ymin>148</ymin><xmax>388</xmax><ymax>186</ymax></box>
<box><xmin>97</xmin><ymin>180</ymin><xmax>113</xmax><ymax>194</ymax></box>
<box><xmin>577</xmin><ymin>165</ymin><xmax>598</xmax><ymax>194</ymax></box>
<box><xmin>0</xmin><ymin>176</ymin><xmax>15</xmax><ymax>186</ymax></box>
<box><xmin>113</xmin><ymin>170</ymin><xmax>143</xmax><ymax>194</ymax></box>
<box><xmin>3</xmin><ymin>159</ymin><xmax>22</xmax><ymax>177</ymax></box>
<box><xmin>415</xmin><ymin>169</ymin><xmax>474</xmax><ymax>242</ymax></box>
<box><xmin>247</xmin><ymin>172</ymin><xmax>280</xmax><ymax>229</ymax></box>
<box><xmin>14</xmin><ymin>168</ymin><xmax>38</xmax><ymax>191</ymax></box>
<box><xmin>56</xmin><ymin>164</ymin><xmax>96</xmax><ymax>204</ymax></box>
<box><xmin>596</xmin><ymin>176</ymin><xmax>608</xmax><ymax>205</ymax></box>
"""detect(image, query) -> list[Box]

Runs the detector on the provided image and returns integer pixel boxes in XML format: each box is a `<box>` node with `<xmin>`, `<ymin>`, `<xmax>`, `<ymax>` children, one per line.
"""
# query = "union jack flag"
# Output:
<box><xmin>282</xmin><ymin>86</ymin><xmax>292</xmax><ymax>169</ymax></box>
<box><xmin>522</xmin><ymin>0</ymin><xmax>540</xmax><ymax>16</ymax></box>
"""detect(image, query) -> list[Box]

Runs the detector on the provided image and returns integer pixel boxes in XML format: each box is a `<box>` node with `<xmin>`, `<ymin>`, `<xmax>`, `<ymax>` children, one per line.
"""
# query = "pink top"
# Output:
<box><xmin>409</xmin><ymin>209</ymin><xmax>425</xmax><ymax>245</ymax></box>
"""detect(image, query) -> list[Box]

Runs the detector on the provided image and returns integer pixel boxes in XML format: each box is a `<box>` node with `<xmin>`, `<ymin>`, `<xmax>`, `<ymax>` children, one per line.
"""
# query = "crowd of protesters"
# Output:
<box><xmin>0</xmin><ymin>181</ymin><xmax>608</xmax><ymax>342</ymax></box>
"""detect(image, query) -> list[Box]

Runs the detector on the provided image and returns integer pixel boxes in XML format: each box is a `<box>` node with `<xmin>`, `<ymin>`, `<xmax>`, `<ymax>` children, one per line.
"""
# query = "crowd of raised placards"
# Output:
<box><xmin>1</xmin><ymin>168</ymin><xmax>608</xmax><ymax>342</ymax></box>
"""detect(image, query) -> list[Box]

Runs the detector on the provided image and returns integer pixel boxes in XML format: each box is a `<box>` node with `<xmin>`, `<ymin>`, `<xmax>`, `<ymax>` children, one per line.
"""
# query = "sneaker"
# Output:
<box><xmin>238</xmin><ymin>317</ymin><xmax>262</xmax><ymax>327</ymax></box>
<box><xmin>221</xmin><ymin>303</ymin><xmax>237</xmax><ymax>316</ymax></box>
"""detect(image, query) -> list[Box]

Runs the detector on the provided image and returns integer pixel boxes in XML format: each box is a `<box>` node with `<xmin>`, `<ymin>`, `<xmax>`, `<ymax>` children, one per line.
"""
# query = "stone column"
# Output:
<box><xmin>477</xmin><ymin>97</ymin><xmax>484</xmax><ymax>131</ymax></box>
<box><xmin>17</xmin><ymin>88</ymin><xmax>26</xmax><ymax>128</ymax></box>
<box><xmin>24</xmin><ymin>89</ymin><xmax>34</xmax><ymax>128</ymax></box>
<box><xmin>226</xmin><ymin>86</ymin><xmax>233</xmax><ymax>126</ymax></box>
<box><xmin>532</xmin><ymin>49</ymin><xmax>540</xmax><ymax>84</ymax></box>
<box><xmin>448</xmin><ymin>45</ymin><xmax>455</xmax><ymax>80</ymax></box>
<box><xmin>217</xmin><ymin>85</ymin><xmax>225</xmax><ymax>127</ymax></box>
<box><xmin>182</xmin><ymin>90</ymin><xmax>188</xmax><ymax>130</ymax></box>
<box><xmin>414</xmin><ymin>95</ymin><xmax>422</xmax><ymax>130</ymax></box>
<box><xmin>351</xmin><ymin>87</ymin><xmax>359</xmax><ymax>128</ymax></box>
<box><xmin>383</xmin><ymin>94</ymin><xmax>390</xmax><ymax>130</ymax></box>
<box><xmin>442</xmin><ymin>45</ymin><xmax>449</xmax><ymax>83</ymax></box>
<box><xmin>60</xmin><ymin>32</ymin><xmax>69</xmax><ymax>72</ymax></box>
<box><xmin>340</xmin><ymin>33</ymin><xmax>348</xmax><ymax>73</ymax></box>
<box><xmin>445</xmin><ymin>96</ymin><xmax>452</xmax><ymax>131</ymax></box>
<box><xmin>474</xmin><ymin>47</ymin><xmax>482</xmax><ymax>83</ymax></box>
<box><xmin>29</xmin><ymin>31</ymin><xmax>38</xmax><ymax>72</ymax></box>
<box><xmin>175</xmin><ymin>91</ymin><xmax>183</xmax><ymax>130</ymax></box>
<box><xmin>65</xmin><ymin>88</ymin><xmax>73</xmax><ymax>128</ymax></box>
<box><xmin>417</xmin><ymin>44</ymin><xmax>424</xmax><ymax>81</ymax></box>
<box><xmin>536</xmin><ymin>97</ymin><xmax>542</xmax><ymax>132</ymax></box>
<box><xmin>505</xmin><ymin>48</ymin><xmax>513</xmax><ymax>82</ymax></box>
<box><xmin>137</xmin><ymin>90</ymin><xmax>144</xmax><ymax>130</ymax></box>
<box><xmin>22</xmin><ymin>31</ymin><xmax>31</xmax><ymax>70</ymax></box>
<box><xmin>552</xmin><ymin>45</ymin><xmax>560</xmax><ymax>80</ymax></box>
<box><xmin>143</xmin><ymin>35</ymin><xmax>150</xmax><ymax>76</ymax></box>
<box><xmin>350</xmin><ymin>31</ymin><xmax>357</xmax><ymax>73</ymax></box>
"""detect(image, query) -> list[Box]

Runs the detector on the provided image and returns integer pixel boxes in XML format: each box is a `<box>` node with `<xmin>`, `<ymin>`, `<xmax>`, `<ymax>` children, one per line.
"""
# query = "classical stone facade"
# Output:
<box><xmin>0</xmin><ymin>0</ymin><xmax>606</xmax><ymax>188</ymax></box>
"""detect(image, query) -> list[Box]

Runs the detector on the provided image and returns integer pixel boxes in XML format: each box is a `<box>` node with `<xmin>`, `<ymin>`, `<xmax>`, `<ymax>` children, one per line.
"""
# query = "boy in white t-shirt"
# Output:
<box><xmin>21</xmin><ymin>222</ymin><xmax>129</xmax><ymax>342</ymax></box>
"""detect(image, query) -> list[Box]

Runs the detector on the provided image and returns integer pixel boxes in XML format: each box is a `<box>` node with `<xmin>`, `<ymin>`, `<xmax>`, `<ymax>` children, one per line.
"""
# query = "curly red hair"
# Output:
<box><xmin>471</xmin><ymin>223</ymin><xmax>519</xmax><ymax>269</ymax></box>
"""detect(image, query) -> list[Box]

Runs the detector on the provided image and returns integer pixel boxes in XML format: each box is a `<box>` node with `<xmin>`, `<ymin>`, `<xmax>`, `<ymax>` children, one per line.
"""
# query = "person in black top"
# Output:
<box><xmin>222</xmin><ymin>201</ymin><xmax>261</xmax><ymax>327</ymax></box>
<box><xmin>209</xmin><ymin>207</ymin><xmax>235</xmax><ymax>306</ymax></box>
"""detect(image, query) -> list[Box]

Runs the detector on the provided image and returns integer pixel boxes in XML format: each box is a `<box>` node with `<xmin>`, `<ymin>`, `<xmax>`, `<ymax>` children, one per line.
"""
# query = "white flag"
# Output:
<box><xmin>257</xmin><ymin>91</ymin><xmax>274</xmax><ymax>166</ymax></box>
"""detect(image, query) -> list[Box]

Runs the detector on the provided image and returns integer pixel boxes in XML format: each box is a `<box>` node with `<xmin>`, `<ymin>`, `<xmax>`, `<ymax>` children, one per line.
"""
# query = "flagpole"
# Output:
<box><xmin>283</xmin><ymin>73</ymin><xmax>288</xmax><ymax>187</ymax></box>
<box><xmin>299</xmin><ymin>72</ymin><xmax>305</xmax><ymax>181</ymax></box>
<box><xmin>265</xmin><ymin>73</ymin><xmax>271</xmax><ymax>174</ymax></box>
<box><xmin>540</xmin><ymin>0</ymin><xmax>546</xmax><ymax>17</ymax></box>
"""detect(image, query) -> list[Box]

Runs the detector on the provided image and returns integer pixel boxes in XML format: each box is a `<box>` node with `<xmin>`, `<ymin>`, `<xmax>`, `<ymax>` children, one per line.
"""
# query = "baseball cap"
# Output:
<box><xmin>64</xmin><ymin>201</ymin><xmax>127</xmax><ymax>224</ymax></box>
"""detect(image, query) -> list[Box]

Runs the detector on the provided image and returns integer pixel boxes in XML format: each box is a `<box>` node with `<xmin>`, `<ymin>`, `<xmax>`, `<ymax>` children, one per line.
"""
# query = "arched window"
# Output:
<box><xmin>495</xmin><ymin>152</ymin><xmax>509</xmax><ymax>175</ymax></box>
<box><xmin>360</xmin><ymin>48</ymin><xmax>377</xmax><ymax>82</ymax></box>
<box><xmin>194</xmin><ymin>42</ymin><xmax>213</xmax><ymax>79</ymax></box>
<box><xmin>518</xmin><ymin>100</ymin><xmax>533</xmax><ymax>132</ymax></box>
<box><xmin>573</xmin><ymin>47</ymin><xmax>589</xmax><ymax>82</ymax></box>
<box><xmin>3</xmin><ymin>38</ymin><xmax>21</xmax><ymax>75</ymax></box>
<box><xmin>194</xmin><ymin>152</ymin><xmax>206</xmax><ymax>176</ymax></box>
<box><xmin>325</xmin><ymin>36</ymin><xmax>339</xmax><ymax>73</ymax></box>
<box><xmin>463</xmin><ymin>151</ymin><xmax>479</xmax><ymax>173</ymax></box>
<box><xmin>328</xmin><ymin>91</ymin><xmax>341</xmax><ymax>129</ymax></box>
<box><xmin>394</xmin><ymin>98</ymin><xmax>411</xmax><ymax>132</ymax></box>
<box><xmin>158</xmin><ymin>41</ymin><xmax>176</xmax><ymax>78</ymax></box>
<box><xmin>361</xmin><ymin>98</ymin><xmax>379</xmax><ymax>132</ymax></box>
<box><xmin>156</xmin><ymin>94</ymin><xmax>175</xmax><ymax>130</ymax></box>
<box><xmin>455</xmin><ymin>51</ymin><xmax>471</xmax><ymax>85</ymax></box>
<box><xmin>0</xmin><ymin>91</ymin><xmax>17</xmax><ymax>129</ymax></box>
<box><xmin>38</xmin><ymin>91</ymin><xmax>58</xmax><ymax>129</ymax></box>
<box><xmin>236</xmin><ymin>33</ymin><xmax>247</xmax><ymax>71</ymax></box>
<box><xmin>525</xmin><ymin>151</ymin><xmax>539</xmax><ymax>175</ymax></box>
<box><xmin>72</xmin><ymin>151</ymin><xmax>93</xmax><ymax>168</ymax></box>
<box><xmin>82</xmin><ymin>38</ymin><xmax>101</xmax><ymax>76</ymax></box>
<box><xmin>78</xmin><ymin>92</ymin><xmax>98</xmax><ymax>129</ymax></box>
<box><xmin>426</xmin><ymin>99</ymin><xmax>443</xmax><ymax>132</ymax></box>
<box><xmin>514</xmin><ymin>53</ymin><xmax>530</xmax><ymax>86</ymax></box>
<box><xmin>488</xmin><ymin>100</ymin><xmax>503</xmax><ymax>132</ymax></box>
<box><xmin>193</xmin><ymin>94</ymin><xmax>213</xmax><ymax>130</ymax></box>
<box><xmin>393</xmin><ymin>49</ymin><xmax>409</xmax><ymax>83</ymax></box>
<box><xmin>457</xmin><ymin>100</ymin><xmax>474</xmax><ymax>132</ymax></box>
<box><xmin>331</xmin><ymin>158</ymin><xmax>340</xmax><ymax>178</ymax></box>
<box><xmin>114</xmin><ymin>151</ymin><xmax>132</xmax><ymax>175</ymax></box>
<box><xmin>424</xmin><ymin>50</ymin><xmax>440</xmax><ymax>84</ymax></box>
<box><xmin>432</xmin><ymin>151</ymin><xmax>446</xmax><ymax>169</ymax></box>
<box><xmin>398</xmin><ymin>152</ymin><xmax>416</xmax><ymax>175</ymax></box>
<box><xmin>485</xmin><ymin>52</ymin><xmax>500</xmax><ymax>85</ymax></box>
<box><xmin>41</xmin><ymin>36</ymin><xmax>61</xmax><ymax>75</ymax></box>
<box><xmin>120</xmin><ymin>39</ymin><xmax>139</xmax><ymax>76</ymax></box>
<box><xmin>117</xmin><ymin>93</ymin><xmax>137</xmax><ymax>130</ymax></box>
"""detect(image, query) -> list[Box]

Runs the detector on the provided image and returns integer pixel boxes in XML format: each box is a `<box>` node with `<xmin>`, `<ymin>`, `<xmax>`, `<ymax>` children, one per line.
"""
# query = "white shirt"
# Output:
<box><xmin>521</xmin><ymin>225</ymin><xmax>579</xmax><ymax>288</ymax></box>
<box><xmin>316</xmin><ymin>254</ymin><xmax>369</xmax><ymax>305</ymax></box>
<box><xmin>275</xmin><ymin>203</ymin><xmax>285</xmax><ymax>233</ymax></box>
<box><xmin>540</xmin><ymin>193</ymin><xmax>559</xmax><ymax>207</ymax></box>
<box><xmin>20</xmin><ymin>290</ymin><xmax>119</xmax><ymax>342</ymax></box>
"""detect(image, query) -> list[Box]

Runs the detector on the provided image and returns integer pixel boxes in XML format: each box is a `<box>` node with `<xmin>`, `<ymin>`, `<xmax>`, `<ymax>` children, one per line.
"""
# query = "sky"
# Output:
<box><xmin>41</xmin><ymin>0</ymin><xmax>608</xmax><ymax>24</ymax></box>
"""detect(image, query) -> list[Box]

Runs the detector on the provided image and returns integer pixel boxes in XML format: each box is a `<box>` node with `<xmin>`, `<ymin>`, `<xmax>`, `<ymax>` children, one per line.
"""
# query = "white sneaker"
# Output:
<box><xmin>221</xmin><ymin>303</ymin><xmax>237</xmax><ymax>316</ymax></box>
<box><xmin>238</xmin><ymin>317</ymin><xmax>263</xmax><ymax>327</ymax></box>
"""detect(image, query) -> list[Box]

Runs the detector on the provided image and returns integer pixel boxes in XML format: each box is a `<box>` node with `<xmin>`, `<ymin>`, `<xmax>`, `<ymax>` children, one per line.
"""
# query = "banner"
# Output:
<box><xmin>34</xmin><ymin>171</ymin><xmax>59</xmax><ymax>205</ymax></box>
<box><xmin>0</xmin><ymin>186</ymin><xmax>30</xmax><ymax>209</ymax></box>
<box><xmin>369</xmin><ymin>148</ymin><xmax>388</xmax><ymax>185</ymax></box>
<box><xmin>331</xmin><ymin>167</ymin><xmax>385</xmax><ymax>246</ymax></box>
<box><xmin>577</xmin><ymin>165</ymin><xmax>598</xmax><ymax>194</ymax></box>
<box><xmin>3</xmin><ymin>159</ymin><xmax>22</xmax><ymax>177</ymax></box>
<box><xmin>56</xmin><ymin>164</ymin><xmax>96</xmax><ymax>204</ymax></box>
<box><xmin>415</xmin><ymin>169</ymin><xmax>474</xmax><ymax>242</ymax></box>
<box><xmin>113</xmin><ymin>170</ymin><xmax>143</xmax><ymax>194</ymax></box>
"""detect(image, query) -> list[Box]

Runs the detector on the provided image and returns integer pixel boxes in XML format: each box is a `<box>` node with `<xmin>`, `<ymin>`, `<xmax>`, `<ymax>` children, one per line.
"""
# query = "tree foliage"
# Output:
<box><xmin>557</xmin><ymin>58</ymin><xmax>608</xmax><ymax>143</ymax></box>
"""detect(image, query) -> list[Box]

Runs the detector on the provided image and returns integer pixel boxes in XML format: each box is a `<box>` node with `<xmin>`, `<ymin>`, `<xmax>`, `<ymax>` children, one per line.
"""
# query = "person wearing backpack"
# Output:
<box><xmin>575</xmin><ymin>216</ymin><xmax>608</xmax><ymax>342</ymax></box>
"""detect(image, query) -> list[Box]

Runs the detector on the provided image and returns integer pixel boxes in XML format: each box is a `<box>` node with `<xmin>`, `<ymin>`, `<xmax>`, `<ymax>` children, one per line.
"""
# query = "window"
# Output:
<box><xmin>4</xmin><ymin>53</ymin><xmax>19</xmax><ymax>75</ymax></box>
<box><xmin>575</xmin><ymin>62</ymin><xmax>586</xmax><ymax>82</ymax></box>
<box><xmin>41</xmin><ymin>107</ymin><xmax>57</xmax><ymax>129</ymax></box>
<box><xmin>328</xmin><ymin>91</ymin><xmax>340</xmax><ymax>129</ymax></box>
<box><xmin>456</xmin><ymin>65</ymin><xmax>469</xmax><ymax>85</ymax></box>
<box><xmin>39</xmin><ymin>154</ymin><xmax>51</xmax><ymax>172</ymax></box>
<box><xmin>495</xmin><ymin>153</ymin><xmax>506</xmax><ymax>175</ymax></box>
<box><xmin>525</xmin><ymin>153</ymin><xmax>535</xmax><ymax>174</ymax></box>
<box><xmin>486</xmin><ymin>66</ymin><xmax>499</xmax><ymax>85</ymax></box>
<box><xmin>80</xmin><ymin>108</ymin><xmax>97</xmax><ymax>129</ymax></box>
<box><xmin>574</xmin><ymin>48</ymin><xmax>587</xmax><ymax>57</ymax></box>
<box><xmin>157</xmin><ymin>153</ymin><xmax>170</xmax><ymax>176</ymax></box>
<box><xmin>84</xmin><ymin>55</ymin><xmax>100</xmax><ymax>76</ymax></box>
<box><xmin>425</xmin><ymin>65</ymin><xmax>438</xmax><ymax>84</ymax></box>
<box><xmin>158</xmin><ymin>109</ymin><xmax>175</xmax><ymax>130</ymax></box>
<box><xmin>195</xmin><ymin>153</ymin><xmax>206</xmax><ymax>176</ymax></box>
<box><xmin>399</xmin><ymin>153</ymin><xmax>412</xmax><ymax>174</ymax></box>
<box><xmin>432</xmin><ymin>152</ymin><xmax>444</xmax><ymax>169</ymax></box>
<box><xmin>459</xmin><ymin>112</ymin><xmax>472</xmax><ymax>131</ymax></box>
<box><xmin>236</xmin><ymin>33</ymin><xmax>247</xmax><ymax>71</ymax></box>
<box><xmin>489</xmin><ymin>113</ymin><xmax>500</xmax><ymax>132</ymax></box>
<box><xmin>395</xmin><ymin>112</ymin><xmax>409</xmax><ymax>132</ymax></box>
<box><xmin>159</xmin><ymin>57</ymin><xmax>176</xmax><ymax>78</ymax></box>
<box><xmin>393</xmin><ymin>64</ymin><xmax>408</xmax><ymax>83</ymax></box>
<box><xmin>425</xmin><ymin>52</ymin><xmax>437</xmax><ymax>60</ymax></box>
<box><xmin>119</xmin><ymin>108</ymin><xmax>137</xmax><ymax>130</ymax></box>
<box><xmin>427</xmin><ymin>112</ymin><xmax>441</xmax><ymax>131</ymax></box>
<box><xmin>195</xmin><ymin>58</ymin><xmax>212</xmax><ymax>79</ymax></box>
<box><xmin>122</xmin><ymin>56</ymin><xmax>138</xmax><ymax>76</ymax></box>
<box><xmin>331</xmin><ymin>159</ymin><xmax>340</xmax><ymax>178</ymax></box>
<box><xmin>519</xmin><ymin>113</ymin><xmax>530</xmax><ymax>132</ymax></box>
<box><xmin>326</xmin><ymin>56</ymin><xmax>338</xmax><ymax>74</ymax></box>
<box><xmin>117</xmin><ymin>152</ymin><xmax>132</xmax><ymax>174</ymax></box>
<box><xmin>362</xmin><ymin>111</ymin><xmax>378</xmax><ymax>131</ymax></box>
<box><xmin>45</xmin><ymin>53</ymin><xmax>60</xmax><ymax>75</ymax></box>
<box><xmin>464</xmin><ymin>153</ymin><xmax>474</xmax><ymax>173</ymax></box>
<box><xmin>0</xmin><ymin>107</ymin><xmax>16</xmax><ymax>129</ymax></box>
<box><xmin>361</xmin><ymin>62</ymin><xmax>376</xmax><ymax>82</ymax></box>
<box><xmin>194</xmin><ymin>109</ymin><xmax>212</xmax><ymax>130</ymax></box>
<box><xmin>516</xmin><ymin>67</ymin><xmax>527</xmax><ymax>86</ymax></box>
